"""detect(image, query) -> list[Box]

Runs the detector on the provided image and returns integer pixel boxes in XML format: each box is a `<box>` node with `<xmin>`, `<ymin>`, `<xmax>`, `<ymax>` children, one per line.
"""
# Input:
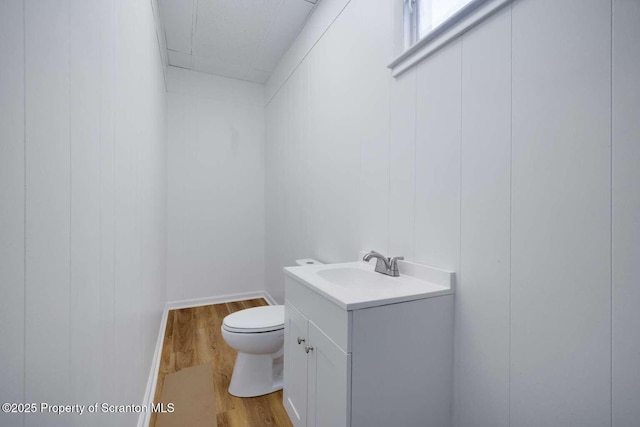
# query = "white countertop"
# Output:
<box><xmin>284</xmin><ymin>260</ymin><xmax>455</xmax><ymax>310</ymax></box>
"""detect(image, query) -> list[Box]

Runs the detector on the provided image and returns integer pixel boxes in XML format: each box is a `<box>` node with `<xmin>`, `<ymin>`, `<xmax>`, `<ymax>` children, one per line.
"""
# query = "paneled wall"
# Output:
<box><xmin>0</xmin><ymin>0</ymin><xmax>26</xmax><ymax>421</ymax></box>
<box><xmin>166</xmin><ymin>67</ymin><xmax>265</xmax><ymax>302</ymax></box>
<box><xmin>612</xmin><ymin>0</ymin><xmax>640</xmax><ymax>424</ymax></box>
<box><xmin>0</xmin><ymin>0</ymin><xmax>167</xmax><ymax>426</ymax></box>
<box><xmin>265</xmin><ymin>0</ymin><xmax>393</xmax><ymax>303</ymax></box>
<box><xmin>510</xmin><ymin>1</ymin><xmax>611</xmax><ymax>425</ymax></box>
<box><xmin>265</xmin><ymin>0</ymin><xmax>640</xmax><ymax>426</ymax></box>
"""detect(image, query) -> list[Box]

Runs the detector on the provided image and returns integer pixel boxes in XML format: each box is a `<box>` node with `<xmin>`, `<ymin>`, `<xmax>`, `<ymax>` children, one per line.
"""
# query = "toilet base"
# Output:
<box><xmin>228</xmin><ymin>352</ymin><xmax>284</xmax><ymax>397</ymax></box>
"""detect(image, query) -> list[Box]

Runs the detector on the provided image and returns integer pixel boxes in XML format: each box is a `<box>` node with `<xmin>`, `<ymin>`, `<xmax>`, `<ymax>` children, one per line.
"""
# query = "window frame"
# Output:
<box><xmin>390</xmin><ymin>0</ymin><xmax>512</xmax><ymax>77</ymax></box>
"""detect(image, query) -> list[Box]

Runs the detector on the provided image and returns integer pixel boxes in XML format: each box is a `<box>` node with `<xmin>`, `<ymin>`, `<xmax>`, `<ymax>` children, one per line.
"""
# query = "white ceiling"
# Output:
<box><xmin>158</xmin><ymin>0</ymin><xmax>318</xmax><ymax>83</ymax></box>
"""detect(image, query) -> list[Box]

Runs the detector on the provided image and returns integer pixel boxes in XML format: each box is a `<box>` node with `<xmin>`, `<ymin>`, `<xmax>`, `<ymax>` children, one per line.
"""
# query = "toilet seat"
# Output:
<box><xmin>222</xmin><ymin>305</ymin><xmax>284</xmax><ymax>334</ymax></box>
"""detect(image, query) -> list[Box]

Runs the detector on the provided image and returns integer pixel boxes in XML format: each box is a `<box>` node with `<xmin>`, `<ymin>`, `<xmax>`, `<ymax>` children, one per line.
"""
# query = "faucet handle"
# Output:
<box><xmin>390</xmin><ymin>256</ymin><xmax>404</xmax><ymax>264</ymax></box>
<box><xmin>389</xmin><ymin>256</ymin><xmax>404</xmax><ymax>275</ymax></box>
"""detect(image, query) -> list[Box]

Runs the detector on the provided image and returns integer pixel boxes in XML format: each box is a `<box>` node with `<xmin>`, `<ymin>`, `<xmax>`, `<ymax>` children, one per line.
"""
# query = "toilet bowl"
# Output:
<box><xmin>221</xmin><ymin>305</ymin><xmax>285</xmax><ymax>397</ymax></box>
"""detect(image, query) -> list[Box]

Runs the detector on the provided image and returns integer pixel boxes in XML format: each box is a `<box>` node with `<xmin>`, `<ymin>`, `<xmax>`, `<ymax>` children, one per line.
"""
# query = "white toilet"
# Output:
<box><xmin>221</xmin><ymin>305</ymin><xmax>285</xmax><ymax>397</ymax></box>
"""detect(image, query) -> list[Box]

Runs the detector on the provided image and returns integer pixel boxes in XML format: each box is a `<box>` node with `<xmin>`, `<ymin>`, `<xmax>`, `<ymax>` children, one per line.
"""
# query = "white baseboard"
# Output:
<box><xmin>262</xmin><ymin>290</ymin><xmax>280</xmax><ymax>306</ymax></box>
<box><xmin>137</xmin><ymin>291</ymin><xmax>281</xmax><ymax>426</ymax></box>
<box><xmin>166</xmin><ymin>291</ymin><xmax>274</xmax><ymax>310</ymax></box>
<box><xmin>137</xmin><ymin>302</ymin><xmax>170</xmax><ymax>427</ymax></box>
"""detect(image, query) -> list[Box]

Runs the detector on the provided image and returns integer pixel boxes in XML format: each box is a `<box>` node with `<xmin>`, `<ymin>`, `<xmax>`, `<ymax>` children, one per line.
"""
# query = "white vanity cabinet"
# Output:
<box><xmin>283</xmin><ymin>261</ymin><xmax>455</xmax><ymax>427</ymax></box>
<box><xmin>284</xmin><ymin>302</ymin><xmax>310</xmax><ymax>426</ymax></box>
<box><xmin>284</xmin><ymin>280</ymin><xmax>351</xmax><ymax>427</ymax></box>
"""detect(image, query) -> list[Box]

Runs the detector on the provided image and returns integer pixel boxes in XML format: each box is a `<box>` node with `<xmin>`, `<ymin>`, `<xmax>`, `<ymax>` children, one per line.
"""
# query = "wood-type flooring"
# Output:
<box><xmin>150</xmin><ymin>299</ymin><xmax>292</xmax><ymax>427</ymax></box>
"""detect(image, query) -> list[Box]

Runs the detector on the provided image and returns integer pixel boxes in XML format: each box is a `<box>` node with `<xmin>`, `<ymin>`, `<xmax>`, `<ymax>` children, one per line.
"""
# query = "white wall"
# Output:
<box><xmin>265</xmin><ymin>0</ymin><xmax>640</xmax><ymax>426</ymax></box>
<box><xmin>612</xmin><ymin>0</ymin><xmax>640</xmax><ymax>423</ymax></box>
<box><xmin>166</xmin><ymin>67</ymin><xmax>265</xmax><ymax>302</ymax></box>
<box><xmin>0</xmin><ymin>0</ymin><xmax>167</xmax><ymax>426</ymax></box>
<box><xmin>265</xmin><ymin>0</ymin><xmax>392</xmax><ymax>304</ymax></box>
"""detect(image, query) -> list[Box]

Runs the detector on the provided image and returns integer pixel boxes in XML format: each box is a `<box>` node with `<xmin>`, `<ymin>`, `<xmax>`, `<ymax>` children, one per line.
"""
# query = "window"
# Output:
<box><xmin>404</xmin><ymin>0</ymin><xmax>478</xmax><ymax>48</ymax></box>
<box><xmin>391</xmin><ymin>0</ymin><xmax>509</xmax><ymax>77</ymax></box>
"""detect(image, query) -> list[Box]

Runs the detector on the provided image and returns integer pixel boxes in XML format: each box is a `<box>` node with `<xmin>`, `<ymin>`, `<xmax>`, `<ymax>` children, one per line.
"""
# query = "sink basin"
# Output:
<box><xmin>317</xmin><ymin>267</ymin><xmax>391</xmax><ymax>289</ymax></box>
<box><xmin>284</xmin><ymin>260</ymin><xmax>455</xmax><ymax>310</ymax></box>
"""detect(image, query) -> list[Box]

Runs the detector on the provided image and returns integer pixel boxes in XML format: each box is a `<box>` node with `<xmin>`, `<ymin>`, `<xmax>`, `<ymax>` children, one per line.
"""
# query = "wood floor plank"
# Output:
<box><xmin>173</xmin><ymin>308</ymin><xmax>195</xmax><ymax>353</ymax></box>
<box><xmin>217</xmin><ymin>408</ymin><xmax>251</xmax><ymax>427</ymax></box>
<box><xmin>150</xmin><ymin>299</ymin><xmax>291</xmax><ymax>427</ymax></box>
<box><xmin>243</xmin><ymin>298</ymin><xmax>268</xmax><ymax>309</ymax></box>
<box><xmin>216</xmin><ymin>411</ymin><xmax>230</xmax><ymax>427</ymax></box>
<box><xmin>226</xmin><ymin>301</ymin><xmax>245</xmax><ymax>314</ymax></box>
<box><xmin>205</xmin><ymin>305</ymin><xmax>219</xmax><ymax>330</ymax></box>
<box><xmin>266</xmin><ymin>391</ymin><xmax>289</xmax><ymax>426</ymax></box>
<box><xmin>214</xmin><ymin>303</ymin><xmax>230</xmax><ymax>319</ymax></box>
<box><xmin>174</xmin><ymin>350</ymin><xmax>194</xmax><ymax>371</ymax></box>
<box><xmin>242</xmin><ymin>395</ymin><xmax>278</xmax><ymax>426</ymax></box>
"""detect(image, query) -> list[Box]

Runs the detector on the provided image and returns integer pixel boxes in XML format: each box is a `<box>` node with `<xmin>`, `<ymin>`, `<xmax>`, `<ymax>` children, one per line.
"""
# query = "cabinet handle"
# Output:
<box><xmin>304</xmin><ymin>345</ymin><xmax>313</xmax><ymax>354</ymax></box>
<box><xmin>297</xmin><ymin>337</ymin><xmax>305</xmax><ymax>345</ymax></box>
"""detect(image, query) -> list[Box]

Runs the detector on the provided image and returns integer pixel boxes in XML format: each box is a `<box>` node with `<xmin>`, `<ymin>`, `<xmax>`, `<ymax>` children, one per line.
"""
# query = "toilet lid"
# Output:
<box><xmin>223</xmin><ymin>305</ymin><xmax>284</xmax><ymax>333</ymax></box>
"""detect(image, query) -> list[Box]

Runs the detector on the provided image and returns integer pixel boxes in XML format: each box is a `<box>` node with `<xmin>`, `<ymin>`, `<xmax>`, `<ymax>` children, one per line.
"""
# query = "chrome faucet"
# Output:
<box><xmin>363</xmin><ymin>251</ymin><xmax>404</xmax><ymax>277</ymax></box>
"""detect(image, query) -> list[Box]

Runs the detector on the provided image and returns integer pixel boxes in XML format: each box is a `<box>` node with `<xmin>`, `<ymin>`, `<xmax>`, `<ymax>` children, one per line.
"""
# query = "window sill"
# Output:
<box><xmin>388</xmin><ymin>0</ymin><xmax>511</xmax><ymax>77</ymax></box>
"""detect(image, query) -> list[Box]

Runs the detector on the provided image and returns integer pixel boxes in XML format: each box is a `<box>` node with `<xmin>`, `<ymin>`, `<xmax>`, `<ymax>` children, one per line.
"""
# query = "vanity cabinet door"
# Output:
<box><xmin>307</xmin><ymin>321</ymin><xmax>351</xmax><ymax>427</ymax></box>
<box><xmin>284</xmin><ymin>302</ymin><xmax>309</xmax><ymax>427</ymax></box>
